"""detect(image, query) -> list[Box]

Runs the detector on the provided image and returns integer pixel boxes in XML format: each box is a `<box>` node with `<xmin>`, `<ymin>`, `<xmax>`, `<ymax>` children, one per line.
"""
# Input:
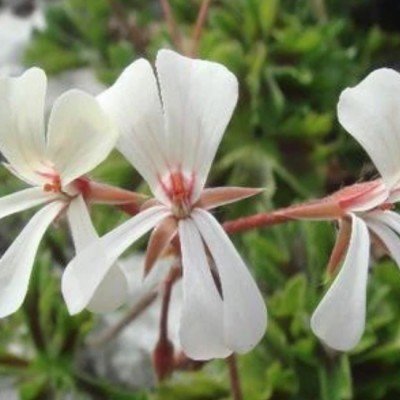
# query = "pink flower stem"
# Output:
<box><xmin>223</xmin><ymin>210</ymin><xmax>295</xmax><ymax>234</ymax></box>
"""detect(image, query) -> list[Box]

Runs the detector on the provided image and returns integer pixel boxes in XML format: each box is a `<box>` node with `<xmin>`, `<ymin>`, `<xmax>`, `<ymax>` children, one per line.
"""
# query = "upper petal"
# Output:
<box><xmin>0</xmin><ymin>201</ymin><xmax>64</xmax><ymax>318</ymax></box>
<box><xmin>97</xmin><ymin>59</ymin><xmax>170</xmax><ymax>203</ymax></box>
<box><xmin>179</xmin><ymin>218</ymin><xmax>231</xmax><ymax>360</ymax></box>
<box><xmin>192</xmin><ymin>209</ymin><xmax>267</xmax><ymax>353</ymax></box>
<box><xmin>46</xmin><ymin>90</ymin><xmax>118</xmax><ymax>186</ymax></box>
<box><xmin>66</xmin><ymin>195</ymin><xmax>129</xmax><ymax>313</ymax></box>
<box><xmin>311</xmin><ymin>214</ymin><xmax>370</xmax><ymax>351</ymax></box>
<box><xmin>338</xmin><ymin>69</ymin><xmax>400</xmax><ymax>189</ymax></box>
<box><xmin>156</xmin><ymin>50</ymin><xmax>238</xmax><ymax>201</ymax></box>
<box><xmin>62</xmin><ymin>205</ymin><xmax>170</xmax><ymax>315</ymax></box>
<box><xmin>0</xmin><ymin>68</ymin><xmax>47</xmax><ymax>184</ymax></box>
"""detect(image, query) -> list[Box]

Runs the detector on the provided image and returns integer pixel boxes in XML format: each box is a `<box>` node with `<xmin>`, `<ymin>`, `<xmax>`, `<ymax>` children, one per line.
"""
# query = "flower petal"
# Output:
<box><xmin>62</xmin><ymin>205</ymin><xmax>170</xmax><ymax>315</ymax></box>
<box><xmin>311</xmin><ymin>214</ymin><xmax>370</xmax><ymax>351</ymax></box>
<box><xmin>338</xmin><ymin>68</ymin><xmax>400</xmax><ymax>189</ymax></box>
<box><xmin>46</xmin><ymin>89</ymin><xmax>118</xmax><ymax>186</ymax></box>
<box><xmin>97</xmin><ymin>59</ymin><xmax>170</xmax><ymax>203</ymax></box>
<box><xmin>156</xmin><ymin>50</ymin><xmax>238</xmax><ymax>201</ymax></box>
<box><xmin>0</xmin><ymin>68</ymin><xmax>46</xmax><ymax>184</ymax></box>
<box><xmin>364</xmin><ymin>210</ymin><xmax>400</xmax><ymax>268</ymax></box>
<box><xmin>179</xmin><ymin>218</ymin><xmax>231</xmax><ymax>360</ymax></box>
<box><xmin>0</xmin><ymin>187</ymin><xmax>59</xmax><ymax>220</ymax></box>
<box><xmin>367</xmin><ymin>210</ymin><xmax>400</xmax><ymax>235</ymax></box>
<box><xmin>0</xmin><ymin>201</ymin><xmax>64</xmax><ymax>318</ymax></box>
<box><xmin>66</xmin><ymin>195</ymin><xmax>129</xmax><ymax>313</ymax></box>
<box><xmin>192</xmin><ymin>208</ymin><xmax>267</xmax><ymax>353</ymax></box>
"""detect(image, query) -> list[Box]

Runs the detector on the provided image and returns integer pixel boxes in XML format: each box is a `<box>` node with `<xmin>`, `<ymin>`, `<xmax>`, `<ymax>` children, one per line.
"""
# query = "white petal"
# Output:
<box><xmin>156</xmin><ymin>50</ymin><xmax>238</xmax><ymax>201</ymax></box>
<box><xmin>66</xmin><ymin>195</ymin><xmax>129</xmax><ymax>313</ymax></box>
<box><xmin>62</xmin><ymin>206</ymin><xmax>170</xmax><ymax>315</ymax></box>
<box><xmin>0</xmin><ymin>187</ymin><xmax>59</xmax><ymax>220</ymax></box>
<box><xmin>179</xmin><ymin>218</ymin><xmax>231</xmax><ymax>360</ymax></box>
<box><xmin>364</xmin><ymin>211</ymin><xmax>400</xmax><ymax>268</ymax></box>
<box><xmin>97</xmin><ymin>59</ymin><xmax>169</xmax><ymax>203</ymax></box>
<box><xmin>0</xmin><ymin>68</ymin><xmax>47</xmax><ymax>184</ymax></box>
<box><xmin>338</xmin><ymin>69</ymin><xmax>400</xmax><ymax>189</ymax></box>
<box><xmin>367</xmin><ymin>210</ymin><xmax>400</xmax><ymax>235</ymax></box>
<box><xmin>311</xmin><ymin>214</ymin><xmax>370</xmax><ymax>351</ymax></box>
<box><xmin>192</xmin><ymin>209</ymin><xmax>267</xmax><ymax>353</ymax></box>
<box><xmin>47</xmin><ymin>90</ymin><xmax>118</xmax><ymax>186</ymax></box>
<box><xmin>86</xmin><ymin>264</ymin><xmax>129</xmax><ymax>314</ymax></box>
<box><xmin>0</xmin><ymin>201</ymin><xmax>64</xmax><ymax>317</ymax></box>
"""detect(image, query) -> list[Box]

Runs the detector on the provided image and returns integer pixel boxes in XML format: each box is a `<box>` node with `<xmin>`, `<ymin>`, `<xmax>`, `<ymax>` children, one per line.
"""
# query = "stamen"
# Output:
<box><xmin>159</xmin><ymin>171</ymin><xmax>194</xmax><ymax>218</ymax></box>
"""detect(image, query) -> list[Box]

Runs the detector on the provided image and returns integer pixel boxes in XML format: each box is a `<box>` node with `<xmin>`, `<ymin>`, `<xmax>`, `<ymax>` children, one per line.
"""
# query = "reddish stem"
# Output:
<box><xmin>153</xmin><ymin>263</ymin><xmax>181</xmax><ymax>381</ymax></box>
<box><xmin>227</xmin><ymin>354</ymin><xmax>243</xmax><ymax>400</ymax></box>
<box><xmin>190</xmin><ymin>0</ymin><xmax>212</xmax><ymax>57</ymax></box>
<box><xmin>223</xmin><ymin>210</ymin><xmax>294</xmax><ymax>234</ymax></box>
<box><xmin>159</xmin><ymin>264</ymin><xmax>181</xmax><ymax>341</ymax></box>
<box><xmin>159</xmin><ymin>0</ymin><xmax>183</xmax><ymax>51</ymax></box>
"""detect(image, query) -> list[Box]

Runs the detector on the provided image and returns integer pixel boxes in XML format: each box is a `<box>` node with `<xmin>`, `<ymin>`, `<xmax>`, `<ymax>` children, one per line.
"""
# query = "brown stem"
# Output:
<box><xmin>108</xmin><ymin>0</ymin><xmax>148</xmax><ymax>52</ymax></box>
<box><xmin>159</xmin><ymin>264</ymin><xmax>181</xmax><ymax>341</ymax></box>
<box><xmin>227</xmin><ymin>354</ymin><xmax>243</xmax><ymax>400</ymax></box>
<box><xmin>153</xmin><ymin>263</ymin><xmax>181</xmax><ymax>381</ymax></box>
<box><xmin>159</xmin><ymin>0</ymin><xmax>183</xmax><ymax>51</ymax></box>
<box><xmin>190</xmin><ymin>0</ymin><xmax>212</xmax><ymax>57</ymax></box>
<box><xmin>87</xmin><ymin>290</ymin><xmax>158</xmax><ymax>347</ymax></box>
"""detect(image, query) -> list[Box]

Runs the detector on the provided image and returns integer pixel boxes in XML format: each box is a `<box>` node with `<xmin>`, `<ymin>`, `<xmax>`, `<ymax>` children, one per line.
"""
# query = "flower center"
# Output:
<box><xmin>161</xmin><ymin>171</ymin><xmax>194</xmax><ymax>218</ymax></box>
<box><xmin>38</xmin><ymin>170</ymin><xmax>62</xmax><ymax>193</ymax></box>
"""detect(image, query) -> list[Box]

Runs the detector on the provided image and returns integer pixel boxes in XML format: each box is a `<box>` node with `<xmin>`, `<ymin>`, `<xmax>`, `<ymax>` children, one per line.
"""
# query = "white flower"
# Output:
<box><xmin>0</xmin><ymin>68</ymin><xmax>127</xmax><ymax>317</ymax></box>
<box><xmin>304</xmin><ymin>69</ymin><xmax>400</xmax><ymax>351</ymax></box>
<box><xmin>62</xmin><ymin>50</ymin><xmax>267</xmax><ymax>360</ymax></box>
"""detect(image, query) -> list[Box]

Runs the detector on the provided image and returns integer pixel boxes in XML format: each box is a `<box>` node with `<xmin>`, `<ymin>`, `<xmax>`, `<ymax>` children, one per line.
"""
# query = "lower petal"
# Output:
<box><xmin>179</xmin><ymin>218</ymin><xmax>231</xmax><ymax>360</ymax></box>
<box><xmin>364</xmin><ymin>215</ymin><xmax>400</xmax><ymax>268</ymax></box>
<box><xmin>0</xmin><ymin>201</ymin><xmax>64</xmax><ymax>317</ymax></box>
<box><xmin>192</xmin><ymin>209</ymin><xmax>267</xmax><ymax>354</ymax></box>
<box><xmin>66</xmin><ymin>195</ymin><xmax>129</xmax><ymax>313</ymax></box>
<box><xmin>62</xmin><ymin>205</ymin><xmax>170</xmax><ymax>315</ymax></box>
<box><xmin>311</xmin><ymin>214</ymin><xmax>370</xmax><ymax>351</ymax></box>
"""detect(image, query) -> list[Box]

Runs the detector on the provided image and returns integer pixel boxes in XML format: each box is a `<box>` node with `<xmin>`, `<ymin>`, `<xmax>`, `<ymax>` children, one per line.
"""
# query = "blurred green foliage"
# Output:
<box><xmin>0</xmin><ymin>0</ymin><xmax>398</xmax><ymax>398</ymax></box>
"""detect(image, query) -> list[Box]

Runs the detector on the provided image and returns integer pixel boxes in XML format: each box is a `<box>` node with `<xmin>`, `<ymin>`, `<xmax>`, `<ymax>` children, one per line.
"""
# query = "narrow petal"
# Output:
<box><xmin>0</xmin><ymin>201</ymin><xmax>64</xmax><ymax>318</ymax></box>
<box><xmin>338</xmin><ymin>69</ymin><xmax>400</xmax><ymax>189</ymax></box>
<box><xmin>156</xmin><ymin>50</ymin><xmax>238</xmax><ymax>201</ymax></box>
<box><xmin>179</xmin><ymin>218</ymin><xmax>231</xmax><ymax>360</ymax></box>
<box><xmin>46</xmin><ymin>90</ymin><xmax>118</xmax><ymax>186</ymax></box>
<box><xmin>311</xmin><ymin>214</ymin><xmax>370</xmax><ymax>351</ymax></box>
<box><xmin>0</xmin><ymin>68</ymin><xmax>46</xmax><ymax>184</ymax></box>
<box><xmin>367</xmin><ymin>210</ymin><xmax>400</xmax><ymax>235</ymax></box>
<box><xmin>66</xmin><ymin>195</ymin><xmax>129</xmax><ymax>313</ymax></box>
<box><xmin>62</xmin><ymin>205</ymin><xmax>170</xmax><ymax>315</ymax></box>
<box><xmin>192</xmin><ymin>209</ymin><xmax>267</xmax><ymax>353</ymax></box>
<box><xmin>364</xmin><ymin>211</ymin><xmax>400</xmax><ymax>267</ymax></box>
<box><xmin>0</xmin><ymin>187</ymin><xmax>59</xmax><ymax>220</ymax></box>
<box><xmin>195</xmin><ymin>187</ymin><xmax>263</xmax><ymax>210</ymax></box>
<box><xmin>97</xmin><ymin>59</ymin><xmax>170</xmax><ymax>203</ymax></box>
<box><xmin>144</xmin><ymin>216</ymin><xmax>177</xmax><ymax>277</ymax></box>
